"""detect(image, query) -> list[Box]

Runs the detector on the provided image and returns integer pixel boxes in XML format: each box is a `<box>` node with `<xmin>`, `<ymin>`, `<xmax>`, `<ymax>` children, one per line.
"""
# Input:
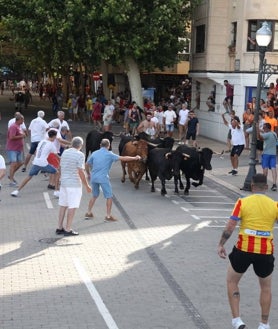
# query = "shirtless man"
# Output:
<box><xmin>137</xmin><ymin>112</ymin><xmax>157</xmax><ymax>138</ymax></box>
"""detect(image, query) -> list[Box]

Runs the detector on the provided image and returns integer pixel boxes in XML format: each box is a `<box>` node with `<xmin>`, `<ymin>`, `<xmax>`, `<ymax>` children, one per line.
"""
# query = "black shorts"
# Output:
<box><xmin>229</xmin><ymin>246</ymin><xmax>275</xmax><ymax>278</ymax></box>
<box><xmin>231</xmin><ymin>144</ymin><xmax>244</xmax><ymax>157</ymax></box>
<box><xmin>186</xmin><ymin>131</ymin><xmax>196</xmax><ymax>140</ymax></box>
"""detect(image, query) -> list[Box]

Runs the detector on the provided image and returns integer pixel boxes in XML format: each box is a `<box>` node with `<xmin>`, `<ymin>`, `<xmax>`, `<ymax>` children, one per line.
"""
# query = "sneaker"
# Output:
<box><xmin>21</xmin><ymin>167</ymin><xmax>26</xmax><ymax>172</ymax></box>
<box><xmin>56</xmin><ymin>228</ymin><xmax>65</xmax><ymax>235</ymax></box>
<box><xmin>64</xmin><ymin>229</ymin><xmax>79</xmax><ymax>236</ymax></box>
<box><xmin>53</xmin><ymin>191</ymin><xmax>60</xmax><ymax>198</ymax></box>
<box><xmin>11</xmin><ymin>190</ymin><xmax>19</xmax><ymax>197</ymax></box>
<box><xmin>47</xmin><ymin>184</ymin><xmax>55</xmax><ymax>190</ymax></box>
<box><xmin>232</xmin><ymin>317</ymin><xmax>246</xmax><ymax>329</ymax></box>
<box><xmin>258</xmin><ymin>323</ymin><xmax>270</xmax><ymax>329</ymax></box>
<box><xmin>9</xmin><ymin>181</ymin><xmax>18</xmax><ymax>187</ymax></box>
<box><xmin>232</xmin><ymin>170</ymin><xmax>238</xmax><ymax>176</ymax></box>
<box><xmin>228</xmin><ymin>170</ymin><xmax>234</xmax><ymax>174</ymax></box>
<box><xmin>271</xmin><ymin>184</ymin><xmax>277</xmax><ymax>191</ymax></box>
<box><xmin>84</xmin><ymin>212</ymin><xmax>94</xmax><ymax>219</ymax></box>
<box><xmin>104</xmin><ymin>215</ymin><xmax>117</xmax><ymax>222</ymax></box>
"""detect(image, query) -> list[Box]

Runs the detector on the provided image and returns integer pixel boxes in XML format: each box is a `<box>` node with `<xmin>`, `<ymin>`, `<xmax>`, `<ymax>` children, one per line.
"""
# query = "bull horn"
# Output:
<box><xmin>165</xmin><ymin>152</ymin><xmax>171</xmax><ymax>159</ymax></box>
<box><xmin>147</xmin><ymin>141</ymin><xmax>160</xmax><ymax>147</ymax></box>
<box><xmin>182</xmin><ymin>153</ymin><xmax>190</xmax><ymax>158</ymax></box>
<box><xmin>213</xmin><ymin>150</ymin><xmax>224</xmax><ymax>155</ymax></box>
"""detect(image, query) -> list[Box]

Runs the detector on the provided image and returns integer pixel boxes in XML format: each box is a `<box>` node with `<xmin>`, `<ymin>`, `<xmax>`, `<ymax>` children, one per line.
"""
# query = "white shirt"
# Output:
<box><xmin>29</xmin><ymin>117</ymin><xmax>48</xmax><ymax>142</ymax></box>
<box><xmin>228</xmin><ymin>124</ymin><xmax>245</xmax><ymax>145</ymax></box>
<box><xmin>178</xmin><ymin>109</ymin><xmax>189</xmax><ymax>125</ymax></box>
<box><xmin>163</xmin><ymin>110</ymin><xmax>177</xmax><ymax>125</ymax></box>
<box><xmin>8</xmin><ymin>118</ymin><xmax>27</xmax><ymax>131</ymax></box>
<box><xmin>48</xmin><ymin>118</ymin><xmax>70</xmax><ymax>132</ymax></box>
<box><xmin>45</xmin><ymin>128</ymin><xmax>62</xmax><ymax>153</ymax></box>
<box><xmin>33</xmin><ymin>139</ymin><xmax>57</xmax><ymax>167</ymax></box>
<box><xmin>0</xmin><ymin>154</ymin><xmax>5</xmax><ymax>169</ymax></box>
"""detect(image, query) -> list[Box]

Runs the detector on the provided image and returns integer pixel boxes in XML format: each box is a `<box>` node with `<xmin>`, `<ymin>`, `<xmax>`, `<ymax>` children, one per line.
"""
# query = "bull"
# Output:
<box><xmin>85</xmin><ymin>130</ymin><xmax>114</xmax><ymax>160</ymax></box>
<box><xmin>120</xmin><ymin>139</ymin><xmax>149</xmax><ymax>189</ymax></box>
<box><xmin>175</xmin><ymin>145</ymin><xmax>215</xmax><ymax>195</ymax></box>
<box><xmin>147</xmin><ymin>148</ymin><xmax>190</xmax><ymax>195</ymax></box>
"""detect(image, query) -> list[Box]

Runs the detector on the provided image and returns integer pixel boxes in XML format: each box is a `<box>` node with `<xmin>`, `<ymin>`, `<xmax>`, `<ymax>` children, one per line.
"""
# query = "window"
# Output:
<box><xmin>247</xmin><ymin>20</ymin><xmax>278</xmax><ymax>51</ymax></box>
<box><xmin>195</xmin><ymin>25</ymin><xmax>205</xmax><ymax>53</ymax></box>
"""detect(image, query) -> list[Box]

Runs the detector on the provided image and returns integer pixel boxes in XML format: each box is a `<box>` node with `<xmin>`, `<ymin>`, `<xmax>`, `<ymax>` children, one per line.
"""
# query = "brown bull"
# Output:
<box><xmin>121</xmin><ymin>139</ymin><xmax>148</xmax><ymax>189</ymax></box>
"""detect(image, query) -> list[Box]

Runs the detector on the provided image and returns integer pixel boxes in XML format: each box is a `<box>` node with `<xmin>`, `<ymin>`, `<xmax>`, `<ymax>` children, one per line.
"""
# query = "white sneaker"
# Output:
<box><xmin>53</xmin><ymin>191</ymin><xmax>60</xmax><ymax>198</ymax></box>
<box><xmin>11</xmin><ymin>190</ymin><xmax>19</xmax><ymax>197</ymax></box>
<box><xmin>232</xmin><ymin>317</ymin><xmax>246</xmax><ymax>329</ymax></box>
<box><xmin>258</xmin><ymin>323</ymin><xmax>270</xmax><ymax>329</ymax></box>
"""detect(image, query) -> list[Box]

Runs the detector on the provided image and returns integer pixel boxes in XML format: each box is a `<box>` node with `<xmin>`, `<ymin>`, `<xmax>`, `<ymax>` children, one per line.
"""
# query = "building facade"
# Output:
<box><xmin>190</xmin><ymin>0</ymin><xmax>278</xmax><ymax>141</ymax></box>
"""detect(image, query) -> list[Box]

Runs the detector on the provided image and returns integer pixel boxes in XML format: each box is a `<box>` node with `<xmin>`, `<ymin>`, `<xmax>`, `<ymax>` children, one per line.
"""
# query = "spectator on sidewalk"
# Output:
<box><xmin>242</xmin><ymin>104</ymin><xmax>254</xmax><ymax>150</ymax></box>
<box><xmin>217</xmin><ymin>173</ymin><xmax>278</xmax><ymax>329</ymax></box>
<box><xmin>85</xmin><ymin>139</ymin><xmax>141</xmax><ymax>222</ymax></box>
<box><xmin>223</xmin><ymin>80</ymin><xmax>234</xmax><ymax>114</ymax></box>
<box><xmin>222</xmin><ymin>113</ymin><xmax>245</xmax><ymax>175</ymax></box>
<box><xmin>257</xmin><ymin>122</ymin><xmax>277</xmax><ymax>191</ymax></box>
<box><xmin>56</xmin><ymin>137</ymin><xmax>91</xmax><ymax>236</ymax></box>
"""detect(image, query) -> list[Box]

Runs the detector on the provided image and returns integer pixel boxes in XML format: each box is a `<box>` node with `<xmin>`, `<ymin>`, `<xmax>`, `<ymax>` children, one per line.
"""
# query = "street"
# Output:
<box><xmin>1</xmin><ymin>92</ymin><xmax>278</xmax><ymax>329</ymax></box>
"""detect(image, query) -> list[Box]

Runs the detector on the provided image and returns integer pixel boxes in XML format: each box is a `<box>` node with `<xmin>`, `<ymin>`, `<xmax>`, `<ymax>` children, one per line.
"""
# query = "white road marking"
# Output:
<box><xmin>43</xmin><ymin>192</ymin><xmax>53</xmax><ymax>209</ymax></box>
<box><xmin>191</xmin><ymin>215</ymin><xmax>200</xmax><ymax>220</ymax></box>
<box><xmin>73</xmin><ymin>258</ymin><xmax>120</xmax><ymax>329</ymax></box>
<box><xmin>181</xmin><ymin>208</ymin><xmax>231</xmax><ymax>211</ymax></box>
<box><xmin>193</xmin><ymin>221</ymin><xmax>211</xmax><ymax>231</ymax></box>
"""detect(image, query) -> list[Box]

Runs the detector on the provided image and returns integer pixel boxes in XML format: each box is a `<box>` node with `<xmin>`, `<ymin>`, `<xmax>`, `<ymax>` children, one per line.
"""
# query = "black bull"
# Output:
<box><xmin>148</xmin><ymin>145</ymin><xmax>217</xmax><ymax>195</ymax></box>
<box><xmin>85</xmin><ymin>130</ymin><xmax>114</xmax><ymax>160</ymax></box>
<box><xmin>176</xmin><ymin>145</ymin><xmax>214</xmax><ymax>195</ymax></box>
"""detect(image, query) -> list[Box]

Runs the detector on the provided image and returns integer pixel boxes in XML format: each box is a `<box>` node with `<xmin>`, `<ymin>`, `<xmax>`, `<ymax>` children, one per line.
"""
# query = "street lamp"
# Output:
<box><xmin>242</xmin><ymin>21</ymin><xmax>272</xmax><ymax>191</ymax></box>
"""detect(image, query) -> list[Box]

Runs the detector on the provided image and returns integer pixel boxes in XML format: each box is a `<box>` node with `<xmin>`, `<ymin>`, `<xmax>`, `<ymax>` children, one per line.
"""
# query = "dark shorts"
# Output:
<box><xmin>256</xmin><ymin>139</ymin><xmax>264</xmax><ymax>151</ymax></box>
<box><xmin>186</xmin><ymin>131</ymin><xmax>196</xmax><ymax>140</ymax></box>
<box><xmin>229</xmin><ymin>246</ymin><xmax>275</xmax><ymax>278</ymax></box>
<box><xmin>29</xmin><ymin>141</ymin><xmax>39</xmax><ymax>155</ymax></box>
<box><xmin>231</xmin><ymin>144</ymin><xmax>244</xmax><ymax>157</ymax></box>
<box><xmin>224</xmin><ymin>96</ymin><xmax>233</xmax><ymax>105</ymax></box>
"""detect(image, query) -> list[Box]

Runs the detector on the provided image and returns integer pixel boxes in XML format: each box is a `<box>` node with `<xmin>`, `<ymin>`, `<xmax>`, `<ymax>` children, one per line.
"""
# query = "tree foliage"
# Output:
<box><xmin>0</xmin><ymin>0</ymin><xmax>200</xmax><ymax>100</ymax></box>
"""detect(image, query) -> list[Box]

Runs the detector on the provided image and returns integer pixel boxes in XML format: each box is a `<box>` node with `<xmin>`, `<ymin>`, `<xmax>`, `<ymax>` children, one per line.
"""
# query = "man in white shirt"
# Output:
<box><xmin>11</xmin><ymin>130</ymin><xmax>59</xmax><ymax>197</ymax></box>
<box><xmin>0</xmin><ymin>154</ymin><xmax>6</xmax><ymax>196</ymax></box>
<box><xmin>48</xmin><ymin>110</ymin><xmax>72</xmax><ymax>140</ymax></box>
<box><xmin>22</xmin><ymin>110</ymin><xmax>48</xmax><ymax>172</ymax></box>
<box><xmin>163</xmin><ymin>104</ymin><xmax>177</xmax><ymax>137</ymax></box>
<box><xmin>178</xmin><ymin>102</ymin><xmax>189</xmax><ymax>142</ymax></box>
<box><xmin>222</xmin><ymin>113</ymin><xmax>245</xmax><ymax>175</ymax></box>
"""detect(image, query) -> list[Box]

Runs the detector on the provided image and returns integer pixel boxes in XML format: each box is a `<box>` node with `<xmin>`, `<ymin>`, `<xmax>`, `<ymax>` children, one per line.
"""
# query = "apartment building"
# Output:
<box><xmin>190</xmin><ymin>0</ymin><xmax>278</xmax><ymax>141</ymax></box>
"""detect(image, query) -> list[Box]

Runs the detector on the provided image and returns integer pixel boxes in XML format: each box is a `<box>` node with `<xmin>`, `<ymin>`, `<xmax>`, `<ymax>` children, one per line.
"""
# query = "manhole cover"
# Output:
<box><xmin>38</xmin><ymin>237</ymin><xmax>69</xmax><ymax>245</ymax></box>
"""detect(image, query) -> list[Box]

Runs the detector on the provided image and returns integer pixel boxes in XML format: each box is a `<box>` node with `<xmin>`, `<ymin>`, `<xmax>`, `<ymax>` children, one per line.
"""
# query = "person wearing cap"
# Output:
<box><xmin>222</xmin><ymin>113</ymin><xmax>245</xmax><ymax>175</ymax></box>
<box><xmin>21</xmin><ymin>110</ymin><xmax>49</xmax><ymax>172</ymax></box>
<box><xmin>163</xmin><ymin>104</ymin><xmax>177</xmax><ymax>137</ymax></box>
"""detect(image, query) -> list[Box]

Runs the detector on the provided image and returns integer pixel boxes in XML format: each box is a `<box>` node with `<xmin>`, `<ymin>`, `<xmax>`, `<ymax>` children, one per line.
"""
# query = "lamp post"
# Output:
<box><xmin>241</xmin><ymin>22</ymin><xmax>272</xmax><ymax>191</ymax></box>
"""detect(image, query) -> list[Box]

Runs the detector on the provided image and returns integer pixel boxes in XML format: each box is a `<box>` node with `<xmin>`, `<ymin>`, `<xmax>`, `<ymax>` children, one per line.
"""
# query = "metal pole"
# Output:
<box><xmin>241</xmin><ymin>46</ymin><xmax>267</xmax><ymax>191</ymax></box>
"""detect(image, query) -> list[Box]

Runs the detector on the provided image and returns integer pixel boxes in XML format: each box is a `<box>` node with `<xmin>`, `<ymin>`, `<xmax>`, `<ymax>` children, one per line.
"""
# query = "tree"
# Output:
<box><xmin>0</xmin><ymin>0</ymin><xmax>200</xmax><ymax>106</ymax></box>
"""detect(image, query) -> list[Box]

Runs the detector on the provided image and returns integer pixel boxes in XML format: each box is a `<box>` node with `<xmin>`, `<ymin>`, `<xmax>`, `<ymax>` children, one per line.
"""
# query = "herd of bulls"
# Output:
<box><xmin>85</xmin><ymin>130</ymin><xmax>219</xmax><ymax>196</ymax></box>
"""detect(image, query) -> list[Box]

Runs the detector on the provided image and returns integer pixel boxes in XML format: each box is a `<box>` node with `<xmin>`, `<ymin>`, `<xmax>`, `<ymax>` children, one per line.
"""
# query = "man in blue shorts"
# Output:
<box><xmin>11</xmin><ymin>130</ymin><xmax>59</xmax><ymax>197</ymax></box>
<box><xmin>257</xmin><ymin>122</ymin><xmax>277</xmax><ymax>191</ymax></box>
<box><xmin>85</xmin><ymin>139</ymin><xmax>141</xmax><ymax>221</ymax></box>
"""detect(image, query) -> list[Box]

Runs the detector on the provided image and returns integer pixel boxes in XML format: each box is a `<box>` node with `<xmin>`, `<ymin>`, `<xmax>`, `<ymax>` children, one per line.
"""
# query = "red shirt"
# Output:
<box><xmin>6</xmin><ymin>123</ymin><xmax>24</xmax><ymax>151</ymax></box>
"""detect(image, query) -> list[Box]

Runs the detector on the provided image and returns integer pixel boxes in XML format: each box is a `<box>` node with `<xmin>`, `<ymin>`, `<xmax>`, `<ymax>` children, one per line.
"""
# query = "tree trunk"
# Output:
<box><xmin>100</xmin><ymin>60</ymin><xmax>109</xmax><ymax>100</ymax></box>
<box><xmin>125</xmin><ymin>57</ymin><xmax>143</xmax><ymax>109</ymax></box>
